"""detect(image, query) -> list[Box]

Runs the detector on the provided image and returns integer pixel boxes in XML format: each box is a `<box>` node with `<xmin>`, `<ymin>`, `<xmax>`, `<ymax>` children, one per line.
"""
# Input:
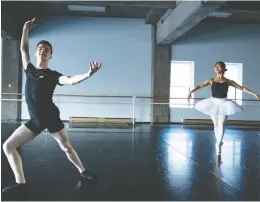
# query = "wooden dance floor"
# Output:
<box><xmin>1</xmin><ymin>122</ymin><xmax>260</xmax><ymax>201</ymax></box>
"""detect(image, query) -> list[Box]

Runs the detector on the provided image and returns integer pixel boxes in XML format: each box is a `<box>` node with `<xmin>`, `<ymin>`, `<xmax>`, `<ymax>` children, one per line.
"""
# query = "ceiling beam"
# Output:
<box><xmin>156</xmin><ymin>0</ymin><xmax>227</xmax><ymax>44</ymax></box>
<box><xmin>218</xmin><ymin>9</ymin><xmax>260</xmax><ymax>15</ymax></box>
<box><xmin>220</xmin><ymin>1</ymin><xmax>260</xmax><ymax>11</ymax></box>
<box><xmin>145</xmin><ymin>8</ymin><xmax>167</xmax><ymax>25</ymax></box>
<box><xmin>203</xmin><ymin>17</ymin><xmax>260</xmax><ymax>25</ymax></box>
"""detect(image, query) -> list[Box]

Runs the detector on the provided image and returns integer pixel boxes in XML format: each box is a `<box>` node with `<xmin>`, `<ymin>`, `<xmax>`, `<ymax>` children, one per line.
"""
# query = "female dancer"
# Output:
<box><xmin>187</xmin><ymin>61</ymin><xmax>260</xmax><ymax>155</ymax></box>
<box><xmin>2</xmin><ymin>18</ymin><xmax>101</xmax><ymax>194</ymax></box>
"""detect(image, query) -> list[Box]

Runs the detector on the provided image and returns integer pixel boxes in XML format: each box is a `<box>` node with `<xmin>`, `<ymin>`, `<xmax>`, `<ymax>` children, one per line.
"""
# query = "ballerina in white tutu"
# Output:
<box><xmin>187</xmin><ymin>61</ymin><xmax>260</xmax><ymax>155</ymax></box>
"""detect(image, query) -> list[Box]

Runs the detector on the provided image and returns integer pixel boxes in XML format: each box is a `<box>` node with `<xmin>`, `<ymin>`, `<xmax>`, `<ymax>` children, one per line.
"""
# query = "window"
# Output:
<box><xmin>224</xmin><ymin>63</ymin><xmax>243</xmax><ymax>105</ymax></box>
<box><xmin>170</xmin><ymin>61</ymin><xmax>194</xmax><ymax>108</ymax></box>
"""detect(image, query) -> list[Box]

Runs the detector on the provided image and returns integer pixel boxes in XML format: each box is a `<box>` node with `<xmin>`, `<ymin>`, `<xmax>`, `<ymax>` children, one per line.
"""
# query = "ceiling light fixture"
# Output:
<box><xmin>68</xmin><ymin>5</ymin><xmax>106</xmax><ymax>12</ymax></box>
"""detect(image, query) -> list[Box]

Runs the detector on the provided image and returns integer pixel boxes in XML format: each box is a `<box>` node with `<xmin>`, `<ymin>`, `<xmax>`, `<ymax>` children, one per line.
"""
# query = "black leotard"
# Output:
<box><xmin>211</xmin><ymin>79</ymin><xmax>230</xmax><ymax>98</ymax></box>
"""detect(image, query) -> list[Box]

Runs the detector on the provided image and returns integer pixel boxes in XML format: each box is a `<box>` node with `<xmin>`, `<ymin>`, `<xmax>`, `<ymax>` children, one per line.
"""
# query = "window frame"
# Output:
<box><xmin>169</xmin><ymin>60</ymin><xmax>195</xmax><ymax>108</ymax></box>
<box><xmin>224</xmin><ymin>62</ymin><xmax>243</xmax><ymax>105</ymax></box>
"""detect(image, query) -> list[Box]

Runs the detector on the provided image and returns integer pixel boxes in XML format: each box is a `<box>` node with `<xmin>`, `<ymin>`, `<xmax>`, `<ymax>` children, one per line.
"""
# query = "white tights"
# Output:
<box><xmin>210</xmin><ymin>115</ymin><xmax>227</xmax><ymax>146</ymax></box>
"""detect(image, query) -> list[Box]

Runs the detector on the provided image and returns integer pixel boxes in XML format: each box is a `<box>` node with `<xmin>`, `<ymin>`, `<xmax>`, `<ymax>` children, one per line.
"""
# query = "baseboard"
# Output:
<box><xmin>183</xmin><ymin>119</ymin><xmax>260</xmax><ymax>126</ymax></box>
<box><xmin>69</xmin><ymin>117</ymin><xmax>134</xmax><ymax>125</ymax></box>
<box><xmin>69</xmin><ymin>122</ymin><xmax>133</xmax><ymax>129</ymax></box>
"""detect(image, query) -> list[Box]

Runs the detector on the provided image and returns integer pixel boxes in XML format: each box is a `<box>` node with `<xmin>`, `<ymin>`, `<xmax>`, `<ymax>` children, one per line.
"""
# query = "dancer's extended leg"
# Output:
<box><xmin>2</xmin><ymin>124</ymin><xmax>36</xmax><ymax>193</ymax></box>
<box><xmin>52</xmin><ymin>128</ymin><xmax>97</xmax><ymax>181</ymax></box>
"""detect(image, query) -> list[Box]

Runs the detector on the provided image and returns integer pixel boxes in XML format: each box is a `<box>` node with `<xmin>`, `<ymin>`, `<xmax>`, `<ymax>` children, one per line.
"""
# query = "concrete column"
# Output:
<box><xmin>151</xmin><ymin>26</ymin><xmax>171</xmax><ymax>124</ymax></box>
<box><xmin>1</xmin><ymin>37</ymin><xmax>22</xmax><ymax>122</ymax></box>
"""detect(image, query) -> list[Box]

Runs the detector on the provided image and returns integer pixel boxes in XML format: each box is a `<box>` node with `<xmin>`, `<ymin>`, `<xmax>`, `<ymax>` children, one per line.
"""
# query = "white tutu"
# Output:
<box><xmin>195</xmin><ymin>97</ymin><xmax>243</xmax><ymax>116</ymax></box>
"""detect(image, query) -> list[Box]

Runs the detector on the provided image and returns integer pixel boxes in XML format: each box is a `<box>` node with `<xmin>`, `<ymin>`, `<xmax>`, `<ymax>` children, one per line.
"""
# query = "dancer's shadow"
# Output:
<box><xmin>71</xmin><ymin>178</ymin><xmax>98</xmax><ymax>200</ymax></box>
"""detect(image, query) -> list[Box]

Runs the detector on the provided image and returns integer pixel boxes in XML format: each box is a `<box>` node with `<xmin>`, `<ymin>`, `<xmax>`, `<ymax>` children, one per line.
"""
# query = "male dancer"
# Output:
<box><xmin>2</xmin><ymin>18</ymin><xmax>101</xmax><ymax>194</ymax></box>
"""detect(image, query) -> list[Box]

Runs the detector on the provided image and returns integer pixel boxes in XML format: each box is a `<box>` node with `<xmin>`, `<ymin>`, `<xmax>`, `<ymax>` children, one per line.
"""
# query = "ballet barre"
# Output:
<box><xmin>2</xmin><ymin>93</ymin><xmax>260</xmax><ymax>126</ymax></box>
<box><xmin>1</xmin><ymin>92</ymin><xmax>259</xmax><ymax>101</ymax></box>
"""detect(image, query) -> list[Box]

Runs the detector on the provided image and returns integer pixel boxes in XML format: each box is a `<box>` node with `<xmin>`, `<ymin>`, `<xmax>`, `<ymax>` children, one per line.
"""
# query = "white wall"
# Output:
<box><xmin>21</xmin><ymin>17</ymin><xmax>152</xmax><ymax>122</ymax></box>
<box><xmin>170</xmin><ymin>23</ymin><xmax>260</xmax><ymax>122</ymax></box>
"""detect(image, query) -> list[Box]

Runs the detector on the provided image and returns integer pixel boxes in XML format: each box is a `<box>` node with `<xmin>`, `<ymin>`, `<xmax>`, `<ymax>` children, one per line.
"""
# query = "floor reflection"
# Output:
<box><xmin>159</xmin><ymin>127</ymin><xmax>258</xmax><ymax>200</ymax></box>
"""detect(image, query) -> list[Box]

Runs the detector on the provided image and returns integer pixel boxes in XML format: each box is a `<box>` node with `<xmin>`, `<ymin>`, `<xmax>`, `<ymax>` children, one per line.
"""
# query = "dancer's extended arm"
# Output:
<box><xmin>20</xmin><ymin>18</ymin><xmax>36</xmax><ymax>70</ymax></box>
<box><xmin>187</xmin><ymin>79</ymin><xmax>212</xmax><ymax>99</ymax></box>
<box><xmin>229</xmin><ymin>80</ymin><xmax>260</xmax><ymax>100</ymax></box>
<box><xmin>59</xmin><ymin>61</ymin><xmax>102</xmax><ymax>85</ymax></box>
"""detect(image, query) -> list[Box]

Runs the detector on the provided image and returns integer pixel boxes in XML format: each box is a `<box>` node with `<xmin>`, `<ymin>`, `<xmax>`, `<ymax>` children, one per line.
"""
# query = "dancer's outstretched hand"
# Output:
<box><xmin>23</xmin><ymin>18</ymin><xmax>36</xmax><ymax>31</ymax></box>
<box><xmin>88</xmin><ymin>61</ymin><xmax>102</xmax><ymax>76</ymax></box>
<box><xmin>254</xmin><ymin>94</ymin><xmax>260</xmax><ymax>100</ymax></box>
<box><xmin>187</xmin><ymin>93</ymin><xmax>192</xmax><ymax>100</ymax></box>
